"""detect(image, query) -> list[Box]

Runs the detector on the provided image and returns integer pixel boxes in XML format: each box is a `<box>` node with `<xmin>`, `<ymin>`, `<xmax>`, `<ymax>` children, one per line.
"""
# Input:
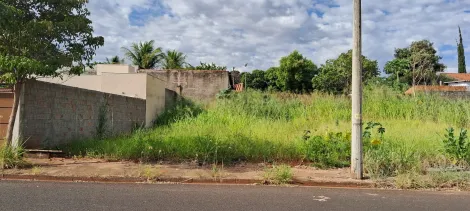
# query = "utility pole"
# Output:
<box><xmin>351</xmin><ymin>0</ymin><xmax>363</xmax><ymax>180</ymax></box>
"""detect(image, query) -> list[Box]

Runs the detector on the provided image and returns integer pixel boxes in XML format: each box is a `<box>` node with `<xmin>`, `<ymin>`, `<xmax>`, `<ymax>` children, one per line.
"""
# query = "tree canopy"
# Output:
<box><xmin>0</xmin><ymin>0</ymin><xmax>104</xmax><ymax>145</ymax></box>
<box><xmin>271</xmin><ymin>51</ymin><xmax>318</xmax><ymax>93</ymax></box>
<box><xmin>105</xmin><ymin>56</ymin><xmax>125</xmax><ymax>64</ymax></box>
<box><xmin>241</xmin><ymin>70</ymin><xmax>268</xmax><ymax>90</ymax></box>
<box><xmin>187</xmin><ymin>62</ymin><xmax>227</xmax><ymax>70</ymax></box>
<box><xmin>122</xmin><ymin>40</ymin><xmax>163</xmax><ymax>69</ymax></box>
<box><xmin>384</xmin><ymin>40</ymin><xmax>445</xmax><ymax>86</ymax></box>
<box><xmin>162</xmin><ymin>50</ymin><xmax>187</xmax><ymax>69</ymax></box>
<box><xmin>0</xmin><ymin>0</ymin><xmax>104</xmax><ymax>79</ymax></box>
<box><xmin>312</xmin><ymin>50</ymin><xmax>379</xmax><ymax>94</ymax></box>
<box><xmin>458</xmin><ymin>27</ymin><xmax>466</xmax><ymax>73</ymax></box>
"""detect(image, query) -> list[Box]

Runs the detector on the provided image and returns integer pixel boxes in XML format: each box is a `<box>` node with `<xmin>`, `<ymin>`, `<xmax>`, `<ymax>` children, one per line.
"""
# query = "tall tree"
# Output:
<box><xmin>122</xmin><ymin>40</ymin><xmax>163</xmax><ymax>69</ymax></box>
<box><xmin>273</xmin><ymin>51</ymin><xmax>318</xmax><ymax>93</ymax></box>
<box><xmin>105</xmin><ymin>56</ymin><xmax>125</xmax><ymax>64</ymax></box>
<box><xmin>384</xmin><ymin>40</ymin><xmax>445</xmax><ymax>86</ymax></box>
<box><xmin>312</xmin><ymin>50</ymin><xmax>379</xmax><ymax>95</ymax></box>
<box><xmin>162</xmin><ymin>50</ymin><xmax>187</xmax><ymax>70</ymax></box>
<box><xmin>265</xmin><ymin>67</ymin><xmax>280</xmax><ymax>91</ymax></box>
<box><xmin>240</xmin><ymin>70</ymin><xmax>268</xmax><ymax>90</ymax></box>
<box><xmin>384</xmin><ymin>58</ymin><xmax>410</xmax><ymax>83</ymax></box>
<box><xmin>0</xmin><ymin>0</ymin><xmax>104</xmax><ymax>145</ymax></box>
<box><xmin>458</xmin><ymin>26</ymin><xmax>467</xmax><ymax>73</ymax></box>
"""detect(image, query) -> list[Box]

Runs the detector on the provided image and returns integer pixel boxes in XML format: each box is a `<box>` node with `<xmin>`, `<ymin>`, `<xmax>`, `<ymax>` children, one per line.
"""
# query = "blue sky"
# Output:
<box><xmin>88</xmin><ymin>0</ymin><xmax>470</xmax><ymax>73</ymax></box>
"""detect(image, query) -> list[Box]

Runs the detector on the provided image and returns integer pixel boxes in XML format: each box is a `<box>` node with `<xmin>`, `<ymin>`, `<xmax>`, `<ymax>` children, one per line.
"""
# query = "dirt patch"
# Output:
<box><xmin>0</xmin><ymin>158</ymin><xmax>368</xmax><ymax>186</ymax></box>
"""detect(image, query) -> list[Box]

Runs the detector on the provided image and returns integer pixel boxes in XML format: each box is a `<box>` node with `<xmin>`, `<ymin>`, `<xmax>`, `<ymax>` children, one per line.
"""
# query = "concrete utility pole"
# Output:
<box><xmin>351</xmin><ymin>0</ymin><xmax>363</xmax><ymax>180</ymax></box>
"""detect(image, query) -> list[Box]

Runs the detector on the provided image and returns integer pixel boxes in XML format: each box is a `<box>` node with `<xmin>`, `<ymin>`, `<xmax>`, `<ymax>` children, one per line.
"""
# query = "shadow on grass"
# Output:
<box><xmin>153</xmin><ymin>97</ymin><xmax>205</xmax><ymax>127</ymax></box>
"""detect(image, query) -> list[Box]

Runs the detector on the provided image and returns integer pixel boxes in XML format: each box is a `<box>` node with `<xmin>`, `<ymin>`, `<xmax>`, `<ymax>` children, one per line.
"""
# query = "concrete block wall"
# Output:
<box><xmin>149</xmin><ymin>70</ymin><xmax>230</xmax><ymax>102</ymax></box>
<box><xmin>16</xmin><ymin>80</ymin><xmax>146</xmax><ymax>149</ymax></box>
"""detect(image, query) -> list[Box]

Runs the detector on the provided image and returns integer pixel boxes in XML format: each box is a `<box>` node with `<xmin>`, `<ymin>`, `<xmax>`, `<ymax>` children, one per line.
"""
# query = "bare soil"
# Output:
<box><xmin>1</xmin><ymin>158</ymin><xmax>370</xmax><ymax>185</ymax></box>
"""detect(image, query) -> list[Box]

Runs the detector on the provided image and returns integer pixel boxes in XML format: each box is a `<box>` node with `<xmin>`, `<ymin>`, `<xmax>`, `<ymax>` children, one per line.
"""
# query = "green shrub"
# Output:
<box><xmin>303</xmin><ymin>132</ymin><xmax>350</xmax><ymax>168</ymax></box>
<box><xmin>442</xmin><ymin>128</ymin><xmax>470</xmax><ymax>166</ymax></box>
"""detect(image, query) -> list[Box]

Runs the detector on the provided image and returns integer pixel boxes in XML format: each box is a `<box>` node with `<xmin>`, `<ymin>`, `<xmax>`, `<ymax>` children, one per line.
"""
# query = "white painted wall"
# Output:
<box><xmin>145</xmin><ymin>75</ymin><xmax>166</xmax><ymax>127</ymax></box>
<box><xmin>101</xmin><ymin>73</ymin><xmax>147</xmax><ymax>99</ymax></box>
<box><xmin>448</xmin><ymin>82</ymin><xmax>470</xmax><ymax>87</ymax></box>
<box><xmin>38</xmin><ymin>75</ymin><xmax>102</xmax><ymax>91</ymax></box>
<box><xmin>96</xmin><ymin>64</ymin><xmax>136</xmax><ymax>75</ymax></box>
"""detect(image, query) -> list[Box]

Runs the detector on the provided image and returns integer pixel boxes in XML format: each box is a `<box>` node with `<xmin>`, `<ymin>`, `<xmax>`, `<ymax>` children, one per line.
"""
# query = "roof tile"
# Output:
<box><xmin>405</xmin><ymin>86</ymin><xmax>467</xmax><ymax>95</ymax></box>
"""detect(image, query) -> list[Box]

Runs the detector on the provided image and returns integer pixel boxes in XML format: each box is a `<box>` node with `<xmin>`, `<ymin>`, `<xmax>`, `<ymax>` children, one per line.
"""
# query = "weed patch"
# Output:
<box><xmin>263</xmin><ymin>164</ymin><xmax>293</xmax><ymax>185</ymax></box>
<box><xmin>0</xmin><ymin>145</ymin><xmax>27</xmax><ymax>169</ymax></box>
<box><xmin>63</xmin><ymin>87</ymin><xmax>470</xmax><ymax>178</ymax></box>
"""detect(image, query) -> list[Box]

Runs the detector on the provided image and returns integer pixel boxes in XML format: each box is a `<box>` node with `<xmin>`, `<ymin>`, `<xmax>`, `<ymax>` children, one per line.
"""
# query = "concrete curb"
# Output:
<box><xmin>0</xmin><ymin>173</ymin><xmax>374</xmax><ymax>188</ymax></box>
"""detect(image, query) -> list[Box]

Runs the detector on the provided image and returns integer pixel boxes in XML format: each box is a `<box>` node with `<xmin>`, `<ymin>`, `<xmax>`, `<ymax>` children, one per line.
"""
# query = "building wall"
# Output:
<box><xmin>39</xmin><ymin>75</ymin><xmax>102</xmax><ymax>91</ymax></box>
<box><xmin>101</xmin><ymin>73</ymin><xmax>147</xmax><ymax>99</ymax></box>
<box><xmin>145</xmin><ymin>75</ymin><xmax>166</xmax><ymax>127</ymax></box>
<box><xmin>15</xmin><ymin>80</ymin><xmax>146</xmax><ymax>149</ymax></box>
<box><xmin>149</xmin><ymin>70</ymin><xmax>229</xmax><ymax>102</ymax></box>
<box><xmin>37</xmin><ymin>72</ymin><xmax>167</xmax><ymax>130</ymax></box>
<box><xmin>38</xmin><ymin>73</ymin><xmax>148</xmax><ymax>99</ymax></box>
<box><xmin>448</xmin><ymin>82</ymin><xmax>470</xmax><ymax>87</ymax></box>
<box><xmin>96</xmin><ymin>64</ymin><xmax>136</xmax><ymax>75</ymax></box>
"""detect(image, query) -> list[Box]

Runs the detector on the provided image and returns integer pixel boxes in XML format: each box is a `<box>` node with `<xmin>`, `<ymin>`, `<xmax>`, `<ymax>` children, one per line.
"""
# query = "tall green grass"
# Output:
<box><xmin>64</xmin><ymin>86</ymin><xmax>470</xmax><ymax>177</ymax></box>
<box><xmin>0</xmin><ymin>144</ymin><xmax>26</xmax><ymax>169</ymax></box>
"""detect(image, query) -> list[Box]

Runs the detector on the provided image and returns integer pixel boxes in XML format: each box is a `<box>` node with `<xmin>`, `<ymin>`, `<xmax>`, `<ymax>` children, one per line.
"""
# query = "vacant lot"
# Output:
<box><xmin>65</xmin><ymin>86</ymin><xmax>470</xmax><ymax>182</ymax></box>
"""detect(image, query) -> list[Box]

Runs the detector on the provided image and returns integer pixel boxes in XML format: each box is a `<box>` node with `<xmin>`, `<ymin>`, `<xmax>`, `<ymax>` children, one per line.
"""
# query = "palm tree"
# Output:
<box><xmin>121</xmin><ymin>40</ymin><xmax>163</xmax><ymax>69</ymax></box>
<box><xmin>162</xmin><ymin>50</ymin><xmax>187</xmax><ymax>69</ymax></box>
<box><xmin>105</xmin><ymin>56</ymin><xmax>125</xmax><ymax>64</ymax></box>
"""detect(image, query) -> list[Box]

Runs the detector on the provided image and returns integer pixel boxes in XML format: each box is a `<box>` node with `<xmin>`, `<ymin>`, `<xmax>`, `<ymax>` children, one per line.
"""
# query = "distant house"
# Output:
<box><xmin>405</xmin><ymin>85</ymin><xmax>467</xmax><ymax>95</ymax></box>
<box><xmin>440</xmin><ymin>73</ymin><xmax>470</xmax><ymax>87</ymax></box>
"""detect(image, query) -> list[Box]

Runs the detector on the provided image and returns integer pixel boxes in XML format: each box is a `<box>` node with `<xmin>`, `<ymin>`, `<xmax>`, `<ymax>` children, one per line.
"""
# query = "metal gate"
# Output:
<box><xmin>0</xmin><ymin>89</ymin><xmax>13</xmax><ymax>145</ymax></box>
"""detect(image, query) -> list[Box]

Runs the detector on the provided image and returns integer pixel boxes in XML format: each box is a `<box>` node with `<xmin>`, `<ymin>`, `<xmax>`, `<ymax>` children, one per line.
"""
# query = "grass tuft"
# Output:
<box><xmin>263</xmin><ymin>164</ymin><xmax>293</xmax><ymax>185</ymax></box>
<box><xmin>0</xmin><ymin>144</ymin><xmax>27</xmax><ymax>170</ymax></box>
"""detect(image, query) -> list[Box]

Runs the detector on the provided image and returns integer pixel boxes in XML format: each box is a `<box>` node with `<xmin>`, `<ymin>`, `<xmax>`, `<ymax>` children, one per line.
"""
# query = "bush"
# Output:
<box><xmin>442</xmin><ymin>128</ymin><xmax>470</xmax><ymax>166</ymax></box>
<box><xmin>303</xmin><ymin>132</ymin><xmax>350</xmax><ymax>168</ymax></box>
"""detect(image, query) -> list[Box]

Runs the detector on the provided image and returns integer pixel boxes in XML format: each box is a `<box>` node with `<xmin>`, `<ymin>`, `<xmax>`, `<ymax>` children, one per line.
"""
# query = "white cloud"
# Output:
<box><xmin>87</xmin><ymin>0</ymin><xmax>470</xmax><ymax>72</ymax></box>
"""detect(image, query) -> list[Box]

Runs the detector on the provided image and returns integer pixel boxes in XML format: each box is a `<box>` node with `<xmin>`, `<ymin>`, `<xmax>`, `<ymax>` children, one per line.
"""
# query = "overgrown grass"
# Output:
<box><xmin>64</xmin><ymin>85</ymin><xmax>470</xmax><ymax>181</ymax></box>
<box><xmin>0</xmin><ymin>144</ymin><xmax>27</xmax><ymax>169</ymax></box>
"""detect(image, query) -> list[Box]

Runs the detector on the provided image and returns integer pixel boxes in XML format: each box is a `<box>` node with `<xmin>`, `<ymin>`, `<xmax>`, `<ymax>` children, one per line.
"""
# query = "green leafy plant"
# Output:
<box><xmin>443</xmin><ymin>128</ymin><xmax>470</xmax><ymax>166</ymax></box>
<box><xmin>363</xmin><ymin>122</ymin><xmax>386</xmax><ymax>140</ymax></box>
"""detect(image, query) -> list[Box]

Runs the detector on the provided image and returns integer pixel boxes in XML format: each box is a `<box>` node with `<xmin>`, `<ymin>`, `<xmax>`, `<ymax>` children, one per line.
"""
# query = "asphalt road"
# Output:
<box><xmin>1</xmin><ymin>181</ymin><xmax>469</xmax><ymax>211</ymax></box>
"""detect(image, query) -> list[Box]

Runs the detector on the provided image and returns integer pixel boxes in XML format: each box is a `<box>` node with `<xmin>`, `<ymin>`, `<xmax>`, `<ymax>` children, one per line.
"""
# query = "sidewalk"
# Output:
<box><xmin>1</xmin><ymin>158</ymin><xmax>373</xmax><ymax>187</ymax></box>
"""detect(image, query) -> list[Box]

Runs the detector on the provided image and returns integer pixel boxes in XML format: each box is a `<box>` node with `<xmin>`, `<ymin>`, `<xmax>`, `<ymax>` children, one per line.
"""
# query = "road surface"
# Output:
<box><xmin>0</xmin><ymin>181</ymin><xmax>469</xmax><ymax>211</ymax></box>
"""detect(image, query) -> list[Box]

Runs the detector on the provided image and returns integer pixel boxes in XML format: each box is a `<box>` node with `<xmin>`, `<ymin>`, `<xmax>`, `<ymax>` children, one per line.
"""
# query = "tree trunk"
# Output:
<box><xmin>5</xmin><ymin>83</ymin><xmax>21</xmax><ymax>147</ymax></box>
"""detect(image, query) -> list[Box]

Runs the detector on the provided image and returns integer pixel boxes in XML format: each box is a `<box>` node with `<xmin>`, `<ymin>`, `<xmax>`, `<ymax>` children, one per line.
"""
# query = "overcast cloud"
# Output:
<box><xmin>87</xmin><ymin>0</ymin><xmax>470</xmax><ymax>73</ymax></box>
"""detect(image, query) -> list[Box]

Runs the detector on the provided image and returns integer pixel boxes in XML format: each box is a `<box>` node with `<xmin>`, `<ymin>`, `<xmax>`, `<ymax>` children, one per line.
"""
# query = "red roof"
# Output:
<box><xmin>405</xmin><ymin>86</ymin><xmax>466</xmax><ymax>95</ymax></box>
<box><xmin>441</xmin><ymin>73</ymin><xmax>470</xmax><ymax>82</ymax></box>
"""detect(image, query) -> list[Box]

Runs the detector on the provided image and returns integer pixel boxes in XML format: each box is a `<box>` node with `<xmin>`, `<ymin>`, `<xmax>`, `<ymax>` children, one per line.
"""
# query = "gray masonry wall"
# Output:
<box><xmin>149</xmin><ymin>70</ymin><xmax>230</xmax><ymax>102</ymax></box>
<box><xmin>17</xmin><ymin>80</ymin><xmax>146</xmax><ymax>149</ymax></box>
<box><xmin>417</xmin><ymin>91</ymin><xmax>470</xmax><ymax>98</ymax></box>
